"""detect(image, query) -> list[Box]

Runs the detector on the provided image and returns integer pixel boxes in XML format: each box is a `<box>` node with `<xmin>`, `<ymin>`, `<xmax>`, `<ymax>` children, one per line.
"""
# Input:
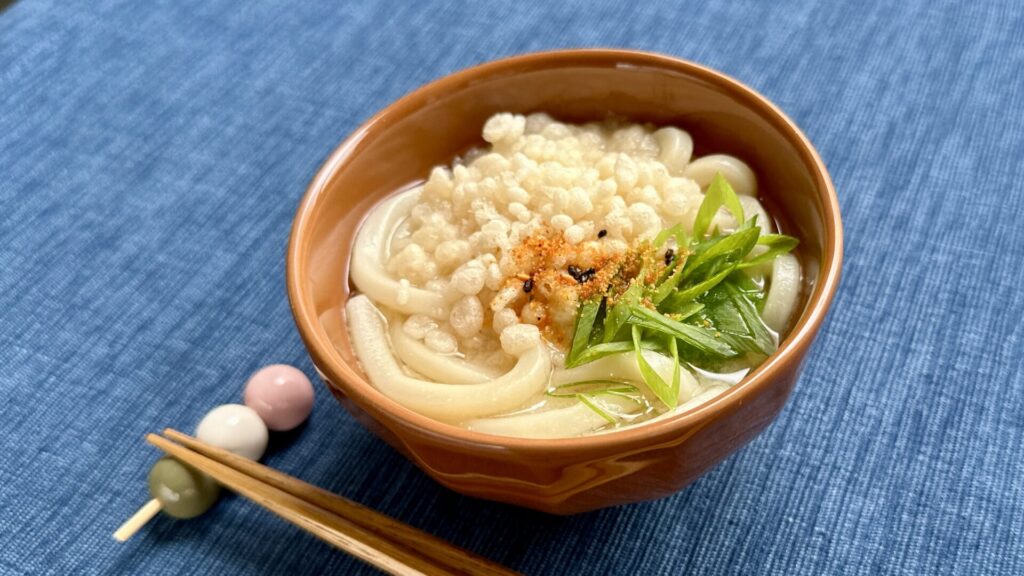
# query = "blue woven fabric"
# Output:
<box><xmin>2</xmin><ymin>0</ymin><xmax>1023</xmax><ymax>574</ymax></box>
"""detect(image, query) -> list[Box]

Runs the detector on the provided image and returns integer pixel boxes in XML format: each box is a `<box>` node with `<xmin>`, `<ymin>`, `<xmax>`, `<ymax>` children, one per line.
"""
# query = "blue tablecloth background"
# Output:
<box><xmin>2</xmin><ymin>1</ymin><xmax>1023</xmax><ymax>574</ymax></box>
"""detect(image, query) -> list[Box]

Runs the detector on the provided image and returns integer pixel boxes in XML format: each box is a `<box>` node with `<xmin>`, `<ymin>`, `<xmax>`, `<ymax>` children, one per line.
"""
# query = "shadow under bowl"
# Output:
<box><xmin>287</xmin><ymin>49</ymin><xmax>843</xmax><ymax>515</ymax></box>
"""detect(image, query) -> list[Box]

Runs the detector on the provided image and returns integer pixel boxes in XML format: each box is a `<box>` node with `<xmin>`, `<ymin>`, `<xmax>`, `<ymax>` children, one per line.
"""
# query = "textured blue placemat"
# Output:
<box><xmin>2</xmin><ymin>1</ymin><xmax>1023</xmax><ymax>574</ymax></box>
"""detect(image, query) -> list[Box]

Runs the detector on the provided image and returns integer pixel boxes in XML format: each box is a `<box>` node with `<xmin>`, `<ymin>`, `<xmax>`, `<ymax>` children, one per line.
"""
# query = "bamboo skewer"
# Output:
<box><xmin>146</xmin><ymin>431</ymin><xmax>519</xmax><ymax>576</ymax></box>
<box><xmin>113</xmin><ymin>499</ymin><xmax>163</xmax><ymax>542</ymax></box>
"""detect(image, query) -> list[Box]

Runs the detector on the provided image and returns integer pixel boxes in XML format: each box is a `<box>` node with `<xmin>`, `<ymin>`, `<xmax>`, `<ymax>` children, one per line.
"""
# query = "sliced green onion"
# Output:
<box><xmin>632</xmin><ymin>325</ymin><xmax>676</xmax><ymax>408</ymax></box>
<box><xmin>693</xmin><ymin>172</ymin><xmax>745</xmax><ymax>238</ymax></box>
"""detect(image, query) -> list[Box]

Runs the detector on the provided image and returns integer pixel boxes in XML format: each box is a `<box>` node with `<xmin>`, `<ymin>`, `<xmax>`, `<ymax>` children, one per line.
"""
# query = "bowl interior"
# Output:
<box><xmin>289</xmin><ymin>50</ymin><xmax>838</xmax><ymax>444</ymax></box>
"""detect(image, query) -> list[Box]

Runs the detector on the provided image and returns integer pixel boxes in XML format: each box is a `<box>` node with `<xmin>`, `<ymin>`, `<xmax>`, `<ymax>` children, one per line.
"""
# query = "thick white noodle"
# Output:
<box><xmin>349</xmin><ymin>188</ymin><xmax>448</xmax><ymax>319</ymax></box>
<box><xmin>713</xmin><ymin>195</ymin><xmax>775</xmax><ymax>236</ymax></box>
<box><xmin>468</xmin><ymin>352</ymin><xmax>703</xmax><ymax>439</ymax></box>
<box><xmin>388</xmin><ymin>310</ymin><xmax>500</xmax><ymax>384</ymax></box>
<box><xmin>761</xmin><ymin>253</ymin><xmax>801</xmax><ymax>332</ymax></box>
<box><xmin>552</xmin><ymin>351</ymin><xmax>700</xmax><ymax>404</ymax></box>
<box><xmin>682</xmin><ymin>154</ymin><xmax>757</xmax><ymax>196</ymax></box>
<box><xmin>471</xmin><ymin>380</ymin><xmax>730</xmax><ymax>438</ymax></box>
<box><xmin>740</xmin><ymin>196</ymin><xmax>774</xmax><ymax>234</ymax></box>
<box><xmin>633</xmin><ymin>385</ymin><xmax>730</xmax><ymax>428</ymax></box>
<box><xmin>466</xmin><ymin>395</ymin><xmax>640</xmax><ymax>438</ymax></box>
<box><xmin>738</xmin><ymin>195</ymin><xmax>776</xmax><ymax>281</ymax></box>
<box><xmin>676</xmin><ymin>384</ymin><xmax>729</xmax><ymax>412</ymax></box>
<box><xmin>346</xmin><ymin>295</ymin><xmax>550</xmax><ymax>423</ymax></box>
<box><xmin>654</xmin><ymin>127</ymin><xmax>694</xmax><ymax>175</ymax></box>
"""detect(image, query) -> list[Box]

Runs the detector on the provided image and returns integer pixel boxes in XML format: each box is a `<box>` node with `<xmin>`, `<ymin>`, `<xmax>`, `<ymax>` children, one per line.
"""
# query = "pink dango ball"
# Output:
<box><xmin>243</xmin><ymin>364</ymin><xmax>314</xmax><ymax>431</ymax></box>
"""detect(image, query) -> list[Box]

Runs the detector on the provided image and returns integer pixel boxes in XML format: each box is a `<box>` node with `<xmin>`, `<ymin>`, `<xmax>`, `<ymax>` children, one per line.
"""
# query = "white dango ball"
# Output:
<box><xmin>195</xmin><ymin>404</ymin><xmax>269</xmax><ymax>461</ymax></box>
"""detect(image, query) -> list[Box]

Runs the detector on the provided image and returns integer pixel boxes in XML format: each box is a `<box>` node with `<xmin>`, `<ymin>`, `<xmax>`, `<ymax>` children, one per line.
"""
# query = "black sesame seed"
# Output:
<box><xmin>579</xmin><ymin>267</ymin><xmax>597</xmax><ymax>283</ymax></box>
<box><xmin>567</xmin><ymin>265</ymin><xmax>582</xmax><ymax>280</ymax></box>
<box><xmin>523</xmin><ymin>278</ymin><xmax>533</xmax><ymax>293</ymax></box>
<box><xmin>597</xmin><ymin>229</ymin><xmax>607</xmax><ymax>238</ymax></box>
<box><xmin>664</xmin><ymin>249</ymin><xmax>674</xmax><ymax>266</ymax></box>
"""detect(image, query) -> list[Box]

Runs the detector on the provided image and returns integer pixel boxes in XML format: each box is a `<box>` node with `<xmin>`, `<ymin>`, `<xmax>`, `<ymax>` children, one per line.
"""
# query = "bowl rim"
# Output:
<box><xmin>287</xmin><ymin>48</ymin><xmax>843</xmax><ymax>454</ymax></box>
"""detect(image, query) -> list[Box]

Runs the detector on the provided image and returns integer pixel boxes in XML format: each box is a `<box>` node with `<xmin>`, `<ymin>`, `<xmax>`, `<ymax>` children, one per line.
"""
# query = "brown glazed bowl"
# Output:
<box><xmin>287</xmin><ymin>49</ymin><xmax>842</xmax><ymax>514</ymax></box>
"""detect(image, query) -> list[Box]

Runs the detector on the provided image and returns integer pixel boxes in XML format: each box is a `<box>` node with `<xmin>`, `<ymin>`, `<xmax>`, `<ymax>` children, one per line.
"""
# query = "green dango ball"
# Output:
<box><xmin>147</xmin><ymin>457</ymin><xmax>220</xmax><ymax>519</ymax></box>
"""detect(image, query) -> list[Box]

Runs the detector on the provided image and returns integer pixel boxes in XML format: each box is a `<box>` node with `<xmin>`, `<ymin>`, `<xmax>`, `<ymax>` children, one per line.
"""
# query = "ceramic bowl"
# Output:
<box><xmin>287</xmin><ymin>49</ymin><xmax>842</xmax><ymax>514</ymax></box>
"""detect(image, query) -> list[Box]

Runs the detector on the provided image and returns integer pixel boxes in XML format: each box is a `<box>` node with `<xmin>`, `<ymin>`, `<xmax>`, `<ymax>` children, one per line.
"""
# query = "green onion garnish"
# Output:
<box><xmin>563</xmin><ymin>171</ymin><xmax>799</xmax><ymax>412</ymax></box>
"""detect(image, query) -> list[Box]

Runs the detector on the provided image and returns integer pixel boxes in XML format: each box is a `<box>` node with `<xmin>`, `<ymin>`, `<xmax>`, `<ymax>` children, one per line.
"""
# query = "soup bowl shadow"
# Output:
<box><xmin>286</xmin><ymin>49</ymin><xmax>842</xmax><ymax>514</ymax></box>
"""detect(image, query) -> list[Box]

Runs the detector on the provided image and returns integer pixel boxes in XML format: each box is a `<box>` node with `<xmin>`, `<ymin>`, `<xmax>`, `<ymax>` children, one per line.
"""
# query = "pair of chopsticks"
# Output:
<box><xmin>144</xmin><ymin>429</ymin><xmax>519</xmax><ymax>576</ymax></box>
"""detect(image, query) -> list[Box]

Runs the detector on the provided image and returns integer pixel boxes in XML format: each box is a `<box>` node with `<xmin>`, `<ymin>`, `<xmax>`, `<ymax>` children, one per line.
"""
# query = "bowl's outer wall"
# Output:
<box><xmin>288</xmin><ymin>51</ymin><xmax>841</xmax><ymax>514</ymax></box>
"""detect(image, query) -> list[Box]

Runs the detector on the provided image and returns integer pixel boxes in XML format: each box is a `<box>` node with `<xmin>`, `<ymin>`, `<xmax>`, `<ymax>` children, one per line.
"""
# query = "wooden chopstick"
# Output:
<box><xmin>146</xmin><ymin>434</ymin><xmax>444</xmax><ymax>575</ymax></box>
<box><xmin>148</xmin><ymin>431</ymin><xmax>518</xmax><ymax>576</ymax></box>
<box><xmin>164</xmin><ymin>428</ymin><xmax>508</xmax><ymax>574</ymax></box>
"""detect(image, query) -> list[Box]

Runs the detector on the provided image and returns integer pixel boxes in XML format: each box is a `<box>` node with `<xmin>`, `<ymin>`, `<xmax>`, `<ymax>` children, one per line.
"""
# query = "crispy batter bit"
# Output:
<box><xmin>503</xmin><ymin>227</ymin><xmax>676</xmax><ymax>348</ymax></box>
